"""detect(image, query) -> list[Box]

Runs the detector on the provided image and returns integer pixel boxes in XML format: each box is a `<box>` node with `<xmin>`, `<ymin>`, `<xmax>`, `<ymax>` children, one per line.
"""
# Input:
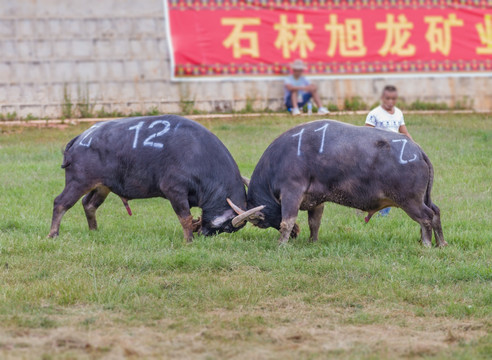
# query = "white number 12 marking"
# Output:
<box><xmin>143</xmin><ymin>120</ymin><xmax>171</xmax><ymax>148</ymax></box>
<box><xmin>129</xmin><ymin>120</ymin><xmax>171</xmax><ymax>149</ymax></box>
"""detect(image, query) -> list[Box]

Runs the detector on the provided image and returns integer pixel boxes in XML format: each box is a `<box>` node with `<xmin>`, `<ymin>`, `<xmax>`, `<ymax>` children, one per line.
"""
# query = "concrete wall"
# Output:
<box><xmin>1</xmin><ymin>0</ymin><xmax>491</xmax><ymax>119</ymax></box>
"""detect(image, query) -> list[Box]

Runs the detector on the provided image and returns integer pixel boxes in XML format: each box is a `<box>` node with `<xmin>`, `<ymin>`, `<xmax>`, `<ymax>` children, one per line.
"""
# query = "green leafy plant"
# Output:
<box><xmin>95</xmin><ymin>108</ymin><xmax>125</xmax><ymax>118</ymax></box>
<box><xmin>145</xmin><ymin>106</ymin><xmax>160</xmax><ymax>116</ymax></box>
<box><xmin>0</xmin><ymin>112</ymin><xmax>18</xmax><ymax>121</ymax></box>
<box><xmin>61</xmin><ymin>84</ymin><xmax>73</xmax><ymax>121</ymax></box>
<box><xmin>327</xmin><ymin>103</ymin><xmax>340</xmax><ymax>112</ymax></box>
<box><xmin>75</xmin><ymin>85</ymin><xmax>94</xmax><ymax>118</ymax></box>
<box><xmin>343</xmin><ymin>96</ymin><xmax>369</xmax><ymax>111</ymax></box>
<box><xmin>25</xmin><ymin>113</ymin><xmax>38</xmax><ymax>121</ymax></box>
<box><xmin>409</xmin><ymin>99</ymin><xmax>449</xmax><ymax>111</ymax></box>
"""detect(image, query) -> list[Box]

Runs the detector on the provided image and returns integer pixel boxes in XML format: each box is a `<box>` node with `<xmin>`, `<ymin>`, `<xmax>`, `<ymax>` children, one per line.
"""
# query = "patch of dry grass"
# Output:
<box><xmin>0</xmin><ymin>300</ymin><xmax>489</xmax><ymax>359</ymax></box>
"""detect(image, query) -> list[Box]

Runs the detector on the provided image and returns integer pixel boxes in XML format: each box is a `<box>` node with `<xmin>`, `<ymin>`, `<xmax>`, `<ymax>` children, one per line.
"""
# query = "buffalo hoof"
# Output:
<box><xmin>290</xmin><ymin>223</ymin><xmax>300</xmax><ymax>238</ymax></box>
<box><xmin>191</xmin><ymin>217</ymin><xmax>202</xmax><ymax>233</ymax></box>
<box><xmin>437</xmin><ymin>241</ymin><xmax>448</xmax><ymax>248</ymax></box>
<box><xmin>421</xmin><ymin>240</ymin><xmax>432</xmax><ymax>248</ymax></box>
<box><xmin>47</xmin><ymin>232</ymin><xmax>59</xmax><ymax>238</ymax></box>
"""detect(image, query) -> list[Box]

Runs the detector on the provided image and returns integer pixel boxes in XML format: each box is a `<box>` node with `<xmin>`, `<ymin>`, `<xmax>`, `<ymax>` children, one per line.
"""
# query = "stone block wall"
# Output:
<box><xmin>1</xmin><ymin>0</ymin><xmax>491</xmax><ymax>119</ymax></box>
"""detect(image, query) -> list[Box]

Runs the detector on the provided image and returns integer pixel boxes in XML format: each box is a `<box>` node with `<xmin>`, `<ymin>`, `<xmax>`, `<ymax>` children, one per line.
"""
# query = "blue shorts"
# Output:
<box><xmin>285</xmin><ymin>92</ymin><xmax>312</xmax><ymax>110</ymax></box>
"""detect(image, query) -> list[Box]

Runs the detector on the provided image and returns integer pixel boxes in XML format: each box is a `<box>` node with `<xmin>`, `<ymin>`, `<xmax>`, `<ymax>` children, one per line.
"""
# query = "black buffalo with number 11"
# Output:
<box><xmin>48</xmin><ymin>115</ymin><xmax>263</xmax><ymax>241</ymax></box>
<box><xmin>227</xmin><ymin>120</ymin><xmax>446</xmax><ymax>247</ymax></box>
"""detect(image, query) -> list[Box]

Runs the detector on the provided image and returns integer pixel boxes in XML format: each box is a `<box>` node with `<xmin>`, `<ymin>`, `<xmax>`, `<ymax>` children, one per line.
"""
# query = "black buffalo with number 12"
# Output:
<box><xmin>48</xmin><ymin>115</ymin><xmax>263</xmax><ymax>241</ymax></box>
<box><xmin>227</xmin><ymin>120</ymin><xmax>446</xmax><ymax>247</ymax></box>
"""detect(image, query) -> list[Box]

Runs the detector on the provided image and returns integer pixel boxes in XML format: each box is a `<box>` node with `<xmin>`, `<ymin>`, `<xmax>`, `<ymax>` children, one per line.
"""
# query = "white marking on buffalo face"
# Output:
<box><xmin>211</xmin><ymin>209</ymin><xmax>235</xmax><ymax>227</ymax></box>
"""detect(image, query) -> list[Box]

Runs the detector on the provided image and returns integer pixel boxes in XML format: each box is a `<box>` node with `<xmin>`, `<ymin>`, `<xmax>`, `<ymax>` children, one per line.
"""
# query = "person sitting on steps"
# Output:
<box><xmin>284</xmin><ymin>59</ymin><xmax>330</xmax><ymax>116</ymax></box>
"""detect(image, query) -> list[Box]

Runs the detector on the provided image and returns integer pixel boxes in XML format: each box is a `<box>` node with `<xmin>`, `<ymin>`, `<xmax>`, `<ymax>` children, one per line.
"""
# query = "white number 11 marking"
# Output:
<box><xmin>292</xmin><ymin>128</ymin><xmax>305</xmax><ymax>156</ymax></box>
<box><xmin>292</xmin><ymin>123</ymin><xmax>330</xmax><ymax>156</ymax></box>
<box><xmin>314</xmin><ymin>123</ymin><xmax>329</xmax><ymax>153</ymax></box>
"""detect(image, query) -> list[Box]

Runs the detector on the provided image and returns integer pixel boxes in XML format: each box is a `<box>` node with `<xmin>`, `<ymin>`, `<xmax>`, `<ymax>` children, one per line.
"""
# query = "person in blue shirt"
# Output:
<box><xmin>284</xmin><ymin>59</ymin><xmax>330</xmax><ymax>116</ymax></box>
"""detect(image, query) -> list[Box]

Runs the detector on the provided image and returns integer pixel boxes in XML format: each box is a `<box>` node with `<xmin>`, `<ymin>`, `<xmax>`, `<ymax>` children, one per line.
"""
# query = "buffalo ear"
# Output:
<box><xmin>241</xmin><ymin>176</ymin><xmax>250</xmax><ymax>187</ymax></box>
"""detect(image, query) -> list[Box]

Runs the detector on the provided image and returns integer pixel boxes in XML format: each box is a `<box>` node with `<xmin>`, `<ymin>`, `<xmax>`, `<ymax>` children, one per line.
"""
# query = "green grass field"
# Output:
<box><xmin>0</xmin><ymin>114</ymin><xmax>491</xmax><ymax>359</ymax></box>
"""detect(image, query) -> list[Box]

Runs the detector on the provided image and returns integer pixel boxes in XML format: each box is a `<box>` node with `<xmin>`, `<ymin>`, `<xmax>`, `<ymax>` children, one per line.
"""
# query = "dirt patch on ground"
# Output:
<box><xmin>0</xmin><ymin>301</ymin><xmax>487</xmax><ymax>359</ymax></box>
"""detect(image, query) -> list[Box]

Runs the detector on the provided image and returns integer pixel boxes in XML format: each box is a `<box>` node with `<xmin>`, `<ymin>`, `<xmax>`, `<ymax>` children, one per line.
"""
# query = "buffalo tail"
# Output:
<box><xmin>422</xmin><ymin>152</ymin><xmax>434</xmax><ymax>208</ymax></box>
<box><xmin>61</xmin><ymin>135</ymin><xmax>80</xmax><ymax>169</ymax></box>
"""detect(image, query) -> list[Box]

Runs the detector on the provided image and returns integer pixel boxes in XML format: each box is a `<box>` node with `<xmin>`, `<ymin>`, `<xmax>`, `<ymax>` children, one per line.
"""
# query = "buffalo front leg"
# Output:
<box><xmin>48</xmin><ymin>184</ymin><xmax>88</xmax><ymax>238</ymax></box>
<box><xmin>308</xmin><ymin>204</ymin><xmax>324</xmax><ymax>242</ymax></box>
<box><xmin>82</xmin><ymin>186</ymin><xmax>110</xmax><ymax>231</ymax></box>
<box><xmin>290</xmin><ymin>223</ymin><xmax>301</xmax><ymax>239</ymax></box>
<box><xmin>177</xmin><ymin>214</ymin><xmax>194</xmax><ymax>243</ymax></box>
<box><xmin>278</xmin><ymin>191</ymin><xmax>304</xmax><ymax>244</ymax></box>
<box><xmin>166</xmin><ymin>193</ymin><xmax>194</xmax><ymax>243</ymax></box>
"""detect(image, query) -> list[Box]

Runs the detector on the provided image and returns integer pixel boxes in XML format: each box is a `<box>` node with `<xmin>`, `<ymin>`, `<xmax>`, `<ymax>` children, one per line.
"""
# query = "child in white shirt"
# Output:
<box><xmin>365</xmin><ymin>85</ymin><xmax>413</xmax><ymax>216</ymax></box>
<box><xmin>365</xmin><ymin>85</ymin><xmax>413</xmax><ymax>140</ymax></box>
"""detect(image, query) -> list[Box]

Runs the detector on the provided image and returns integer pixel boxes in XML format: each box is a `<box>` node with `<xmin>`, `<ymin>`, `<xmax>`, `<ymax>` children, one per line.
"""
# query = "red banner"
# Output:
<box><xmin>165</xmin><ymin>0</ymin><xmax>492</xmax><ymax>78</ymax></box>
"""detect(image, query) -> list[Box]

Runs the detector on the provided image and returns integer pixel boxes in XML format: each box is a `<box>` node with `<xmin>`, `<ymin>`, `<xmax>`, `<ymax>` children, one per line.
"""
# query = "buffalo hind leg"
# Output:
<box><xmin>82</xmin><ymin>186</ymin><xmax>110</xmax><ymax>231</ymax></box>
<box><xmin>401</xmin><ymin>201</ymin><xmax>434</xmax><ymax>247</ymax></box>
<box><xmin>48</xmin><ymin>184</ymin><xmax>89</xmax><ymax>238</ymax></box>
<box><xmin>308</xmin><ymin>204</ymin><xmax>324</xmax><ymax>242</ymax></box>
<box><xmin>430</xmin><ymin>203</ymin><xmax>447</xmax><ymax>247</ymax></box>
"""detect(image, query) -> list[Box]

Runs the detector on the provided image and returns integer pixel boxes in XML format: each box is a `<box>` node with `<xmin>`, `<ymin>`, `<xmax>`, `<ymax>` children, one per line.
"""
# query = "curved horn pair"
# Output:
<box><xmin>227</xmin><ymin>198</ymin><xmax>265</xmax><ymax>228</ymax></box>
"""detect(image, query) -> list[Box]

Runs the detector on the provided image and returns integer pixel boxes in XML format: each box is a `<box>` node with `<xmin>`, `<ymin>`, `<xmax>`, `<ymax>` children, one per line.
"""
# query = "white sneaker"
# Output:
<box><xmin>291</xmin><ymin>107</ymin><xmax>301</xmax><ymax>116</ymax></box>
<box><xmin>317</xmin><ymin>107</ymin><xmax>330</xmax><ymax>115</ymax></box>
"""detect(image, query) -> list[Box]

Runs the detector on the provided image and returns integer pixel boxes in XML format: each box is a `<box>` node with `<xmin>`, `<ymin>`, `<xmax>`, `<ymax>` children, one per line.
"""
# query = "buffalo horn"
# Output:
<box><xmin>241</xmin><ymin>176</ymin><xmax>250</xmax><ymax>187</ymax></box>
<box><xmin>231</xmin><ymin>206</ymin><xmax>265</xmax><ymax>227</ymax></box>
<box><xmin>227</xmin><ymin>198</ymin><xmax>244</xmax><ymax>215</ymax></box>
<box><xmin>227</xmin><ymin>198</ymin><xmax>265</xmax><ymax>227</ymax></box>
